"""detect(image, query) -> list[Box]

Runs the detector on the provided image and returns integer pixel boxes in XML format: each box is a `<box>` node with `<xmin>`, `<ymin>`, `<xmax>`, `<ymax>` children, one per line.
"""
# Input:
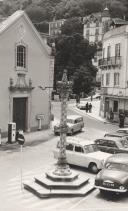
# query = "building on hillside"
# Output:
<box><xmin>83</xmin><ymin>7</ymin><xmax>111</xmax><ymax>93</ymax></box>
<box><xmin>49</xmin><ymin>19</ymin><xmax>65</xmax><ymax>36</ymax></box>
<box><xmin>109</xmin><ymin>18</ymin><xmax>128</xmax><ymax>29</ymax></box>
<box><xmin>99</xmin><ymin>25</ymin><xmax>128</xmax><ymax>123</ymax></box>
<box><xmin>40</xmin><ymin>32</ymin><xmax>50</xmax><ymax>45</ymax></box>
<box><xmin>0</xmin><ymin>10</ymin><xmax>54</xmax><ymax>137</ymax></box>
<box><xmin>83</xmin><ymin>7</ymin><xmax>128</xmax><ymax>93</ymax></box>
<box><xmin>83</xmin><ymin>7</ymin><xmax>111</xmax><ymax>44</ymax></box>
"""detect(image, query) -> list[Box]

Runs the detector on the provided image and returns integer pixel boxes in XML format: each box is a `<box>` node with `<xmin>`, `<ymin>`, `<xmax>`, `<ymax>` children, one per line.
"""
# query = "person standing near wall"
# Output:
<box><xmin>88</xmin><ymin>103</ymin><xmax>92</xmax><ymax>113</ymax></box>
<box><xmin>119</xmin><ymin>111</ymin><xmax>125</xmax><ymax>128</ymax></box>
<box><xmin>85</xmin><ymin>102</ymin><xmax>89</xmax><ymax>113</ymax></box>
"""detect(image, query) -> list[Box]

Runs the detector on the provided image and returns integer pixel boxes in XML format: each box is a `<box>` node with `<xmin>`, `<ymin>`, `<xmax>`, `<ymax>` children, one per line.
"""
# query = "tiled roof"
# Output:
<box><xmin>0</xmin><ymin>10</ymin><xmax>24</xmax><ymax>34</ymax></box>
<box><xmin>112</xmin><ymin>18</ymin><xmax>128</xmax><ymax>25</ymax></box>
<box><xmin>0</xmin><ymin>10</ymin><xmax>51</xmax><ymax>56</ymax></box>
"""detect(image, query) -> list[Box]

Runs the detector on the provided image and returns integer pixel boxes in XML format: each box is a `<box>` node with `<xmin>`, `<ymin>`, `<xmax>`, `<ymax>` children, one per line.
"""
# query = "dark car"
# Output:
<box><xmin>104</xmin><ymin>128</ymin><xmax>128</xmax><ymax>139</ymax></box>
<box><xmin>95</xmin><ymin>153</ymin><xmax>128</xmax><ymax>194</ymax></box>
<box><xmin>95</xmin><ymin>136</ymin><xmax>128</xmax><ymax>154</ymax></box>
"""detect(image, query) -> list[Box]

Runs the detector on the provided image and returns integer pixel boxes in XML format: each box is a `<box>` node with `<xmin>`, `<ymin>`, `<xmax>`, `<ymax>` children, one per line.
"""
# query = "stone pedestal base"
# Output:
<box><xmin>24</xmin><ymin>170</ymin><xmax>95</xmax><ymax>198</ymax></box>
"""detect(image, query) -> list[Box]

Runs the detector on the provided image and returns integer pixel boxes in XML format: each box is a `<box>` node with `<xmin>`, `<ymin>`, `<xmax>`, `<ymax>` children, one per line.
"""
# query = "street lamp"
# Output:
<box><xmin>53</xmin><ymin>69</ymin><xmax>73</xmax><ymax>176</ymax></box>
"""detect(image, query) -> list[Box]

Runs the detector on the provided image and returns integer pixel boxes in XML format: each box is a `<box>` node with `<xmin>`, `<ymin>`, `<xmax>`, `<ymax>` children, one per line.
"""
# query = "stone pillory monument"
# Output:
<box><xmin>24</xmin><ymin>70</ymin><xmax>94</xmax><ymax>197</ymax></box>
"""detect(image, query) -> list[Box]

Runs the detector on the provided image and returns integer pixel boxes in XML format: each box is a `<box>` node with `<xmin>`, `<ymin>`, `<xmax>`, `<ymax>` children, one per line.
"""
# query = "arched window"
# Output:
<box><xmin>16</xmin><ymin>45</ymin><xmax>26</xmax><ymax>68</ymax></box>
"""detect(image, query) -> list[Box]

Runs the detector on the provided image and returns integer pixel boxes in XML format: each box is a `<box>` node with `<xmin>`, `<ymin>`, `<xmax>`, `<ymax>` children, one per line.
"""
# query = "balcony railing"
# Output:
<box><xmin>99</xmin><ymin>56</ymin><xmax>121</xmax><ymax>68</ymax></box>
<box><xmin>101</xmin><ymin>87</ymin><xmax>108</xmax><ymax>95</ymax></box>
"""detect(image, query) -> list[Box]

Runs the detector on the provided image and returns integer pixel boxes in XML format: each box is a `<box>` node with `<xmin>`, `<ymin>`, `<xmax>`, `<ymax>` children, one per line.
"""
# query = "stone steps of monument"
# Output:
<box><xmin>35</xmin><ymin>174</ymin><xmax>89</xmax><ymax>189</ymax></box>
<box><xmin>45</xmin><ymin>171</ymin><xmax>79</xmax><ymax>182</ymax></box>
<box><xmin>24</xmin><ymin>178</ymin><xmax>95</xmax><ymax>198</ymax></box>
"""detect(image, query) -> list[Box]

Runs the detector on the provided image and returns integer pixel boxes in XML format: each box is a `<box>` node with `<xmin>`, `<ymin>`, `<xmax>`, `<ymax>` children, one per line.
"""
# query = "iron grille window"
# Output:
<box><xmin>113</xmin><ymin>100</ymin><xmax>118</xmax><ymax>112</ymax></box>
<box><xmin>103</xmin><ymin>48</ymin><xmax>105</xmax><ymax>59</ymax></box>
<box><xmin>114</xmin><ymin>73</ymin><xmax>119</xmax><ymax>86</ymax></box>
<box><xmin>95</xmin><ymin>28</ymin><xmax>99</xmax><ymax>35</ymax></box>
<box><xmin>107</xmin><ymin>46</ymin><xmax>111</xmax><ymax>60</ymax></box>
<box><xmin>106</xmin><ymin>73</ymin><xmax>110</xmax><ymax>86</ymax></box>
<box><xmin>115</xmin><ymin>43</ymin><xmax>120</xmax><ymax>57</ymax></box>
<box><xmin>101</xmin><ymin>74</ymin><xmax>104</xmax><ymax>86</ymax></box>
<box><xmin>17</xmin><ymin>45</ymin><xmax>26</xmax><ymax>68</ymax></box>
<box><xmin>95</xmin><ymin>35</ymin><xmax>98</xmax><ymax>42</ymax></box>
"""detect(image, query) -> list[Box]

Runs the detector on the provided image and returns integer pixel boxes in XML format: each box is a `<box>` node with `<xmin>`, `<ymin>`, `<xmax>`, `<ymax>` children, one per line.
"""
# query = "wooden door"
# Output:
<box><xmin>13</xmin><ymin>98</ymin><xmax>27</xmax><ymax>131</ymax></box>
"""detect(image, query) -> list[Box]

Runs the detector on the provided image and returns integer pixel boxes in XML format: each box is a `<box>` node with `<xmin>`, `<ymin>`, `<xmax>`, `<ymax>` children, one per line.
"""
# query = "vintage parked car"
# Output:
<box><xmin>54</xmin><ymin>115</ymin><xmax>84</xmax><ymax>135</ymax></box>
<box><xmin>95</xmin><ymin>153</ymin><xmax>128</xmax><ymax>194</ymax></box>
<box><xmin>95</xmin><ymin>136</ymin><xmax>128</xmax><ymax>154</ymax></box>
<box><xmin>76</xmin><ymin>102</ymin><xmax>86</xmax><ymax>110</ymax></box>
<box><xmin>104</xmin><ymin>128</ymin><xmax>128</xmax><ymax>139</ymax></box>
<box><xmin>53</xmin><ymin>138</ymin><xmax>111</xmax><ymax>173</ymax></box>
<box><xmin>116</xmin><ymin>128</ymin><xmax>128</xmax><ymax>134</ymax></box>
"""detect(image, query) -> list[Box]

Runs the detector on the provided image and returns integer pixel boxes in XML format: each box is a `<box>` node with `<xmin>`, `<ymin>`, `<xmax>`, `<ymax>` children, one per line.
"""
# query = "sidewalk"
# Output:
<box><xmin>0</xmin><ymin>99</ymin><xmax>117</xmax><ymax>150</ymax></box>
<box><xmin>83</xmin><ymin>100</ymin><xmax>109</xmax><ymax>123</ymax></box>
<box><xmin>74</xmin><ymin>99</ymin><xmax>112</xmax><ymax>124</ymax></box>
<box><xmin>0</xmin><ymin>127</ymin><xmax>55</xmax><ymax>150</ymax></box>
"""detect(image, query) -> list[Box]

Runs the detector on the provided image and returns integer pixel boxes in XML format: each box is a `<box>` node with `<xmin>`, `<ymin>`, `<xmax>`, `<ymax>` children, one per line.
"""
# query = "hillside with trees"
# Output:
<box><xmin>54</xmin><ymin>18</ymin><xmax>97</xmax><ymax>96</ymax></box>
<box><xmin>0</xmin><ymin>0</ymin><xmax>128</xmax><ymax>96</ymax></box>
<box><xmin>0</xmin><ymin>0</ymin><xmax>128</xmax><ymax>22</ymax></box>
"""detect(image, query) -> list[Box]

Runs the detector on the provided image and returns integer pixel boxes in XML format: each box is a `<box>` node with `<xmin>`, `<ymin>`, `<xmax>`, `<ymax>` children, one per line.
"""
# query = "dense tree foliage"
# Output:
<box><xmin>61</xmin><ymin>17</ymin><xmax>83</xmax><ymax>35</ymax></box>
<box><xmin>1</xmin><ymin>0</ymin><xmax>128</xmax><ymax>21</ymax></box>
<box><xmin>54</xmin><ymin>19</ymin><xmax>97</xmax><ymax>95</ymax></box>
<box><xmin>0</xmin><ymin>0</ymin><xmax>128</xmax><ymax>32</ymax></box>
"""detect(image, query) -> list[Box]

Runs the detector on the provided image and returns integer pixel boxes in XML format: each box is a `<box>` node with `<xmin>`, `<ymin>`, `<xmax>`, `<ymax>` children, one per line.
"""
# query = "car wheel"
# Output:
<box><xmin>89</xmin><ymin>163</ymin><xmax>99</xmax><ymax>174</ymax></box>
<box><xmin>80</xmin><ymin>127</ymin><xmax>83</xmax><ymax>132</ymax></box>
<box><xmin>70</xmin><ymin>129</ymin><xmax>74</xmax><ymax>136</ymax></box>
<box><xmin>100</xmin><ymin>189</ymin><xmax>106</xmax><ymax>195</ymax></box>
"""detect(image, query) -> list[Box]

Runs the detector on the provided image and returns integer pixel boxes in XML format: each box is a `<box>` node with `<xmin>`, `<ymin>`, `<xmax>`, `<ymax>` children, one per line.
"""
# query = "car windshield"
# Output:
<box><xmin>120</xmin><ymin>139</ymin><xmax>128</xmax><ymax>148</ymax></box>
<box><xmin>67</xmin><ymin>119</ymin><xmax>74</xmax><ymax>124</ymax></box>
<box><xmin>105</xmin><ymin>162</ymin><xmax>128</xmax><ymax>172</ymax></box>
<box><xmin>84</xmin><ymin>144</ymin><xmax>99</xmax><ymax>153</ymax></box>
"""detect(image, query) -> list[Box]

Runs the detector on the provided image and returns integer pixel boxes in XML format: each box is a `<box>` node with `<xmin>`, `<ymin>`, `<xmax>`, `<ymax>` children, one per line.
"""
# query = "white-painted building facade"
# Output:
<box><xmin>99</xmin><ymin>25</ymin><xmax>128</xmax><ymax>123</ymax></box>
<box><xmin>0</xmin><ymin>10</ymin><xmax>54</xmax><ymax>137</ymax></box>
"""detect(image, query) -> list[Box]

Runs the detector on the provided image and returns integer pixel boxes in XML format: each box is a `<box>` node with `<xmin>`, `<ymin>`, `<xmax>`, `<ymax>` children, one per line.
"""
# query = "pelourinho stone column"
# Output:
<box><xmin>53</xmin><ymin>69</ymin><xmax>73</xmax><ymax>176</ymax></box>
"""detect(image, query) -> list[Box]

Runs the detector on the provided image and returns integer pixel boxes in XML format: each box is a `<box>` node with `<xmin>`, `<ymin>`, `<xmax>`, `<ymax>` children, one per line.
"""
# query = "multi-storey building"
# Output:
<box><xmin>83</xmin><ymin>7</ymin><xmax>111</xmax><ymax>88</ymax></box>
<box><xmin>83</xmin><ymin>7</ymin><xmax>111</xmax><ymax>44</ymax></box>
<box><xmin>99</xmin><ymin>25</ymin><xmax>128</xmax><ymax>123</ymax></box>
<box><xmin>49</xmin><ymin>19</ymin><xmax>65</xmax><ymax>36</ymax></box>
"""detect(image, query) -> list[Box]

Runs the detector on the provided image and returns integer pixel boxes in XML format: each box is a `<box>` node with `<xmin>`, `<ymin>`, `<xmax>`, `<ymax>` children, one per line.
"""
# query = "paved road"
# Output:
<box><xmin>0</xmin><ymin>101</ymin><xmax>127</xmax><ymax>211</ymax></box>
<box><xmin>52</xmin><ymin>101</ymin><xmax>118</xmax><ymax>139</ymax></box>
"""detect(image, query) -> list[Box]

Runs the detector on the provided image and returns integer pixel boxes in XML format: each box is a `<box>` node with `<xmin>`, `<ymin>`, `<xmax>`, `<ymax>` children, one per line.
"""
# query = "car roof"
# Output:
<box><xmin>106</xmin><ymin>153</ymin><xmax>128</xmax><ymax>164</ymax></box>
<box><xmin>67</xmin><ymin>115</ymin><xmax>83</xmax><ymax>120</ymax></box>
<box><xmin>58</xmin><ymin>137</ymin><xmax>95</xmax><ymax>147</ymax></box>
<box><xmin>96</xmin><ymin>136</ymin><xmax>124</xmax><ymax>142</ymax></box>
<box><xmin>117</xmin><ymin>128</ymin><xmax>128</xmax><ymax>132</ymax></box>
<box><xmin>105</xmin><ymin>132</ymin><xmax>128</xmax><ymax>137</ymax></box>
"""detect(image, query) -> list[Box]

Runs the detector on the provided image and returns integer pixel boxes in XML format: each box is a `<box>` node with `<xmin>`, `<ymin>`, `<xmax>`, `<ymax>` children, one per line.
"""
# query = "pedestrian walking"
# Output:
<box><xmin>119</xmin><ymin>111</ymin><xmax>125</xmax><ymax>128</ymax></box>
<box><xmin>88</xmin><ymin>103</ymin><xmax>92</xmax><ymax>113</ymax></box>
<box><xmin>76</xmin><ymin>95</ymin><xmax>80</xmax><ymax>106</ymax></box>
<box><xmin>85</xmin><ymin>102</ymin><xmax>89</xmax><ymax>113</ymax></box>
<box><xmin>110</xmin><ymin>110</ymin><xmax>114</xmax><ymax>121</ymax></box>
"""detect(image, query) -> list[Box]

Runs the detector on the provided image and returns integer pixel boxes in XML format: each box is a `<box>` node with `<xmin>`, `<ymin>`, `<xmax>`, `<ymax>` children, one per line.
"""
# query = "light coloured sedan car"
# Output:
<box><xmin>117</xmin><ymin>128</ymin><xmax>128</xmax><ymax>134</ymax></box>
<box><xmin>76</xmin><ymin>103</ymin><xmax>86</xmax><ymax>110</ymax></box>
<box><xmin>54</xmin><ymin>115</ymin><xmax>84</xmax><ymax>135</ymax></box>
<box><xmin>53</xmin><ymin>137</ymin><xmax>111</xmax><ymax>173</ymax></box>
<box><xmin>95</xmin><ymin>153</ymin><xmax>128</xmax><ymax>194</ymax></box>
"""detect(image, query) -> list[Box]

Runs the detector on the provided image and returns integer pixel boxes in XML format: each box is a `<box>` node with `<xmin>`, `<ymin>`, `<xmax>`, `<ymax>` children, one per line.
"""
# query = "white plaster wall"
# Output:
<box><xmin>103</xmin><ymin>28</ymin><xmax>127</xmax><ymax>89</ymax></box>
<box><xmin>0</xmin><ymin>16</ymin><xmax>52</xmax><ymax>133</ymax></box>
